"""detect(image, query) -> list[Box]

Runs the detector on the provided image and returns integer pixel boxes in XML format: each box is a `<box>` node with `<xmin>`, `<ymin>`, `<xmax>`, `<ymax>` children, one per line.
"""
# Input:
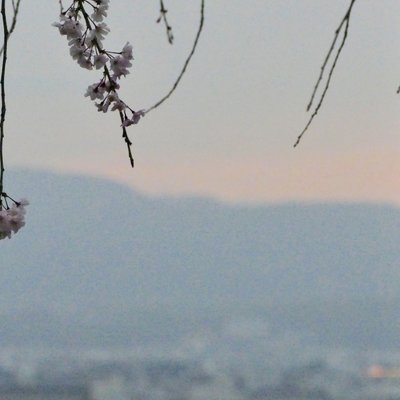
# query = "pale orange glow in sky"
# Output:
<box><xmin>48</xmin><ymin>148</ymin><xmax>400</xmax><ymax>205</ymax></box>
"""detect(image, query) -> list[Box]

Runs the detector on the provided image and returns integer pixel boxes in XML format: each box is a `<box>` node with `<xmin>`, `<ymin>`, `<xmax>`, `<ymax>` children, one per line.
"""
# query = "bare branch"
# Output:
<box><xmin>119</xmin><ymin>110</ymin><xmax>135</xmax><ymax>168</ymax></box>
<box><xmin>294</xmin><ymin>0</ymin><xmax>357</xmax><ymax>148</ymax></box>
<box><xmin>146</xmin><ymin>0</ymin><xmax>205</xmax><ymax>114</ymax></box>
<box><xmin>0</xmin><ymin>0</ymin><xmax>20</xmax><ymax>57</ymax></box>
<box><xmin>0</xmin><ymin>0</ymin><xmax>9</xmax><ymax>208</ymax></box>
<box><xmin>157</xmin><ymin>0</ymin><xmax>174</xmax><ymax>44</ymax></box>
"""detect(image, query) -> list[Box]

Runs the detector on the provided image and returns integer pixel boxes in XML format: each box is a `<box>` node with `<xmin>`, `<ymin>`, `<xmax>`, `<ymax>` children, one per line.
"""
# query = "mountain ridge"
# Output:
<box><xmin>1</xmin><ymin>169</ymin><xmax>399</xmax><ymax>348</ymax></box>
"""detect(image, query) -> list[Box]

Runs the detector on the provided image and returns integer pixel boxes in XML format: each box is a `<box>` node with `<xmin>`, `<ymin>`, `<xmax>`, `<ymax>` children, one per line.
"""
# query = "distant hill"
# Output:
<box><xmin>1</xmin><ymin>170</ymin><xmax>399</xmax><ymax>349</ymax></box>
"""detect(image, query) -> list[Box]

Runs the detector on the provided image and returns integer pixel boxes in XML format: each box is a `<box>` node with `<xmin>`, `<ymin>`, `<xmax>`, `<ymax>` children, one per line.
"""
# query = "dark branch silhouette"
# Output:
<box><xmin>0</xmin><ymin>0</ymin><xmax>20</xmax><ymax>57</ymax></box>
<box><xmin>146</xmin><ymin>0</ymin><xmax>205</xmax><ymax>114</ymax></box>
<box><xmin>0</xmin><ymin>0</ymin><xmax>9</xmax><ymax>208</ymax></box>
<box><xmin>157</xmin><ymin>0</ymin><xmax>174</xmax><ymax>44</ymax></box>
<box><xmin>294</xmin><ymin>0</ymin><xmax>357</xmax><ymax>148</ymax></box>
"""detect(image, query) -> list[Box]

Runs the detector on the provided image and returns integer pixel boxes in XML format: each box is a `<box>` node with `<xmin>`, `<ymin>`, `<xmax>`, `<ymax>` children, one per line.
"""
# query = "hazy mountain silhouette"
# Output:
<box><xmin>1</xmin><ymin>170</ymin><xmax>399</xmax><ymax>348</ymax></box>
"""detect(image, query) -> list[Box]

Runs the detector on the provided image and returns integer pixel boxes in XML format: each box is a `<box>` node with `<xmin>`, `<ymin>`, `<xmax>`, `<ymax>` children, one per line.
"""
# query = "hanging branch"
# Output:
<box><xmin>157</xmin><ymin>0</ymin><xmax>174</xmax><ymax>44</ymax></box>
<box><xmin>146</xmin><ymin>0</ymin><xmax>205</xmax><ymax>113</ymax></box>
<box><xmin>0</xmin><ymin>0</ymin><xmax>21</xmax><ymax>57</ymax></box>
<box><xmin>54</xmin><ymin>0</ymin><xmax>204</xmax><ymax>167</ymax></box>
<box><xmin>55</xmin><ymin>1</ymin><xmax>146</xmax><ymax>168</ymax></box>
<box><xmin>0</xmin><ymin>0</ymin><xmax>9</xmax><ymax>207</ymax></box>
<box><xmin>0</xmin><ymin>0</ymin><xmax>28</xmax><ymax>241</ymax></box>
<box><xmin>294</xmin><ymin>0</ymin><xmax>357</xmax><ymax>148</ymax></box>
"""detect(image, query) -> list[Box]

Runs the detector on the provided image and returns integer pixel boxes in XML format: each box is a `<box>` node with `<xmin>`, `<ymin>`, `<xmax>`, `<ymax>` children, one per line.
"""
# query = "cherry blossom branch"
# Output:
<box><xmin>0</xmin><ymin>193</ymin><xmax>28</xmax><ymax>239</ymax></box>
<box><xmin>157</xmin><ymin>0</ymin><xmax>174</xmax><ymax>44</ymax></box>
<box><xmin>294</xmin><ymin>0</ymin><xmax>357</xmax><ymax>148</ymax></box>
<box><xmin>146</xmin><ymin>0</ymin><xmax>205</xmax><ymax>114</ymax></box>
<box><xmin>0</xmin><ymin>0</ymin><xmax>28</xmax><ymax>240</ymax></box>
<box><xmin>55</xmin><ymin>0</ymin><xmax>205</xmax><ymax>167</ymax></box>
<box><xmin>54</xmin><ymin>0</ymin><xmax>145</xmax><ymax>168</ymax></box>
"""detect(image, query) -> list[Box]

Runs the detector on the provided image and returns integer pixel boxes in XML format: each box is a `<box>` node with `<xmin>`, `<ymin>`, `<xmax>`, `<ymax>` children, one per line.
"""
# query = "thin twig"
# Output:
<box><xmin>119</xmin><ymin>110</ymin><xmax>134</xmax><ymax>168</ymax></box>
<box><xmin>0</xmin><ymin>0</ymin><xmax>9</xmax><ymax>208</ymax></box>
<box><xmin>294</xmin><ymin>0</ymin><xmax>357</xmax><ymax>148</ymax></box>
<box><xmin>0</xmin><ymin>0</ymin><xmax>20</xmax><ymax>57</ymax></box>
<box><xmin>146</xmin><ymin>0</ymin><xmax>205</xmax><ymax>113</ymax></box>
<box><xmin>157</xmin><ymin>0</ymin><xmax>174</xmax><ymax>44</ymax></box>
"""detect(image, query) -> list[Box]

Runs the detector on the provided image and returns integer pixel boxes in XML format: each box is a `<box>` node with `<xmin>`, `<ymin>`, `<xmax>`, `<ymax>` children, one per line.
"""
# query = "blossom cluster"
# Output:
<box><xmin>54</xmin><ymin>0</ymin><xmax>144</xmax><ymax>166</ymax></box>
<box><xmin>0</xmin><ymin>196</ymin><xmax>29</xmax><ymax>240</ymax></box>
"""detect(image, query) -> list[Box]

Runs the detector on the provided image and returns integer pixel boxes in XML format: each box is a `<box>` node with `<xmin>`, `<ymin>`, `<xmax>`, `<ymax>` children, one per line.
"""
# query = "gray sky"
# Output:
<box><xmin>4</xmin><ymin>0</ymin><xmax>400</xmax><ymax>204</ymax></box>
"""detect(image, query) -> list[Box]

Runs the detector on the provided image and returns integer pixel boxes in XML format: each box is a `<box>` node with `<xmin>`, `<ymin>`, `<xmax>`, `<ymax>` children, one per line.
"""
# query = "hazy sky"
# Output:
<box><xmin>4</xmin><ymin>0</ymin><xmax>400</xmax><ymax>204</ymax></box>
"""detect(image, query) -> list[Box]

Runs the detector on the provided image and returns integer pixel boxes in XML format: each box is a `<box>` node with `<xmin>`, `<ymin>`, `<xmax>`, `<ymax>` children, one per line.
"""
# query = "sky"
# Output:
<box><xmin>4</xmin><ymin>0</ymin><xmax>400</xmax><ymax>204</ymax></box>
